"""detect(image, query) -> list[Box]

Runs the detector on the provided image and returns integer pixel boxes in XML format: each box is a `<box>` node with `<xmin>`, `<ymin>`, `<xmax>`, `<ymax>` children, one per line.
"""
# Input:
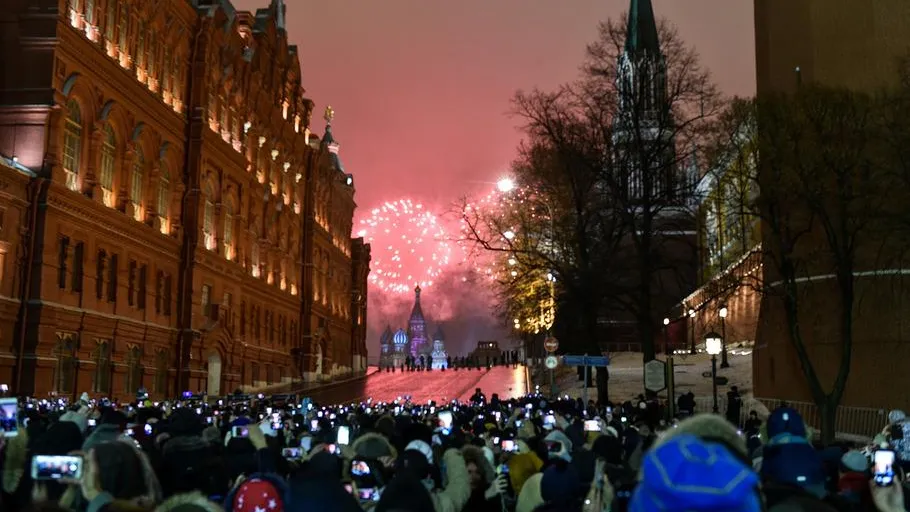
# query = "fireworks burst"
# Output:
<box><xmin>358</xmin><ymin>199</ymin><xmax>455</xmax><ymax>294</ymax></box>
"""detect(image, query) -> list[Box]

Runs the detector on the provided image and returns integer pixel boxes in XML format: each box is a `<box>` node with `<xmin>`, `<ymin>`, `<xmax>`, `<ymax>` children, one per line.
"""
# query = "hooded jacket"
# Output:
<box><xmin>429</xmin><ymin>448</ymin><xmax>471</xmax><ymax>512</ymax></box>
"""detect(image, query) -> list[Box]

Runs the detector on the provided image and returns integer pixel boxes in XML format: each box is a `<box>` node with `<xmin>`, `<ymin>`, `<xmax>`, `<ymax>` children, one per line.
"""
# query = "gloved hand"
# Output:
<box><xmin>484</xmin><ymin>474</ymin><xmax>509</xmax><ymax>500</ymax></box>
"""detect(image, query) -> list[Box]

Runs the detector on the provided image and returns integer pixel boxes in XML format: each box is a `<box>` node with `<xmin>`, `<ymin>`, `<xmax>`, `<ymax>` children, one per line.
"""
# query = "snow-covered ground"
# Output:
<box><xmin>547</xmin><ymin>349</ymin><xmax>754</xmax><ymax>408</ymax></box>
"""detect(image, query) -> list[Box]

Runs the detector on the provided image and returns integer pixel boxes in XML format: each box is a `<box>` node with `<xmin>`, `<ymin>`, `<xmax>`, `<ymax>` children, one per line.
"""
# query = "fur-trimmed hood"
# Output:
<box><xmin>351</xmin><ymin>431</ymin><xmax>397</xmax><ymax>460</ymax></box>
<box><xmin>155</xmin><ymin>491</ymin><xmax>224</xmax><ymax>512</ymax></box>
<box><xmin>461</xmin><ymin>445</ymin><xmax>495</xmax><ymax>485</ymax></box>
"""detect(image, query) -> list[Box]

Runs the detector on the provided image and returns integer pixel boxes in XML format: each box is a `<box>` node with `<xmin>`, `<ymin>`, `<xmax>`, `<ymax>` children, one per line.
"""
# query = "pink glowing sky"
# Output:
<box><xmin>233</xmin><ymin>0</ymin><xmax>756</xmax><ymax>353</ymax></box>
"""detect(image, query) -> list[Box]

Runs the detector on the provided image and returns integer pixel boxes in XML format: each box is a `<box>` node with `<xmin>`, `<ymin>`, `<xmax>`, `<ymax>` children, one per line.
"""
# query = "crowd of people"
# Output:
<box><xmin>381</xmin><ymin>352</ymin><xmax>522</xmax><ymax>371</ymax></box>
<box><xmin>0</xmin><ymin>385</ymin><xmax>908</xmax><ymax>512</ymax></box>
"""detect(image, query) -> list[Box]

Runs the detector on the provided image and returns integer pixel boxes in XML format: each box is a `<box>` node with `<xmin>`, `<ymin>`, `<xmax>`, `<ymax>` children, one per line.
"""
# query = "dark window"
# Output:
<box><xmin>128</xmin><ymin>260</ymin><xmax>137</xmax><ymax>306</ymax></box>
<box><xmin>154</xmin><ymin>350</ymin><xmax>168</xmax><ymax>394</ymax></box>
<box><xmin>107</xmin><ymin>254</ymin><xmax>118</xmax><ymax>302</ymax></box>
<box><xmin>138</xmin><ymin>265</ymin><xmax>147</xmax><ymax>310</ymax></box>
<box><xmin>55</xmin><ymin>333</ymin><xmax>77</xmax><ymax>394</ymax></box>
<box><xmin>96</xmin><ymin>250</ymin><xmax>106</xmax><ymax>299</ymax></box>
<box><xmin>94</xmin><ymin>341</ymin><xmax>111</xmax><ymax>394</ymax></box>
<box><xmin>58</xmin><ymin>236</ymin><xmax>70</xmax><ymax>289</ymax></box>
<box><xmin>72</xmin><ymin>242</ymin><xmax>84</xmax><ymax>292</ymax></box>
<box><xmin>201</xmin><ymin>284</ymin><xmax>211</xmax><ymax>316</ymax></box>
<box><xmin>164</xmin><ymin>274</ymin><xmax>172</xmax><ymax>316</ymax></box>
<box><xmin>251</xmin><ymin>362</ymin><xmax>260</xmax><ymax>384</ymax></box>
<box><xmin>240</xmin><ymin>301</ymin><xmax>246</xmax><ymax>335</ymax></box>
<box><xmin>126</xmin><ymin>347</ymin><xmax>142</xmax><ymax>392</ymax></box>
<box><xmin>155</xmin><ymin>271</ymin><xmax>163</xmax><ymax>313</ymax></box>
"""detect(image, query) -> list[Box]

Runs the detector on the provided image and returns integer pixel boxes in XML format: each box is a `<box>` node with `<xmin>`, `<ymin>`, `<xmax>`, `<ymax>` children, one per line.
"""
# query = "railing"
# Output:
<box><xmin>691</xmin><ymin>396</ymin><xmax>888</xmax><ymax>442</ymax></box>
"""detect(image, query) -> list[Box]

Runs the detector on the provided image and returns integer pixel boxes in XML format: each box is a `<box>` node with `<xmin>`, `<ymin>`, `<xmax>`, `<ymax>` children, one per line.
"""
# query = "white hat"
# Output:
<box><xmin>405</xmin><ymin>439</ymin><xmax>434</xmax><ymax>465</ymax></box>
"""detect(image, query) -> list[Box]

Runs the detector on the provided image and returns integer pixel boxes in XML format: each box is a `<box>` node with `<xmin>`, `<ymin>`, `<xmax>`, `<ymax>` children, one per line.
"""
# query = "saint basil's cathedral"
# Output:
<box><xmin>378</xmin><ymin>287</ymin><xmax>448</xmax><ymax>369</ymax></box>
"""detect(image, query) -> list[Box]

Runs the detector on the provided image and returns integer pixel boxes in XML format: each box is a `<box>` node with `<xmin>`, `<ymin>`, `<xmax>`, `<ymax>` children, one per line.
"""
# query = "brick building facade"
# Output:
<box><xmin>0</xmin><ymin>0</ymin><xmax>370</xmax><ymax>400</ymax></box>
<box><xmin>752</xmin><ymin>0</ymin><xmax>910</xmax><ymax>409</ymax></box>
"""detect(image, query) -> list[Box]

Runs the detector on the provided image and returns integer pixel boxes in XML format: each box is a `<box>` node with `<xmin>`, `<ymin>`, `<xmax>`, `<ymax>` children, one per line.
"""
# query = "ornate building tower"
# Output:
<box><xmin>431</xmin><ymin>325</ymin><xmax>448</xmax><ymax>370</ymax></box>
<box><xmin>379</xmin><ymin>325</ymin><xmax>393</xmax><ymax>368</ymax></box>
<box><xmin>407</xmin><ymin>286</ymin><xmax>428</xmax><ymax>358</ymax></box>
<box><xmin>612</xmin><ymin>0</ymin><xmax>677</xmax><ymax>204</ymax></box>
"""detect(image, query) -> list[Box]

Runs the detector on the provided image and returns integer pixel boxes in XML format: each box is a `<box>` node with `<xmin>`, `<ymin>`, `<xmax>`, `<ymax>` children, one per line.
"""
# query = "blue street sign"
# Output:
<box><xmin>563</xmin><ymin>355</ymin><xmax>610</xmax><ymax>367</ymax></box>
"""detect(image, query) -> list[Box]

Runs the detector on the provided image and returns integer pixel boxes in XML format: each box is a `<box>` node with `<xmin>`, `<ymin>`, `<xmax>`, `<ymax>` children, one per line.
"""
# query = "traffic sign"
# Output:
<box><xmin>545</xmin><ymin>355</ymin><xmax>559</xmax><ymax>370</ymax></box>
<box><xmin>563</xmin><ymin>355</ymin><xmax>610</xmax><ymax>367</ymax></box>
<box><xmin>544</xmin><ymin>337</ymin><xmax>559</xmax><ymax>353</ymax></box>
<box><xmin>644</xmin><ymin>359</ymin><xmax>667</xmax><ymax>392</ymax></box>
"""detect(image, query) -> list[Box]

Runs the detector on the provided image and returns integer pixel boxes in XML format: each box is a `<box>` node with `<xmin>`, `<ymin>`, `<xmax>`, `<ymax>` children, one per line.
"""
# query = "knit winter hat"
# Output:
<box><xmin>630</xmin><ymin>434</ymin><xmax>762</xmax><ymax>512</ymax></box>
<box><xmin>840</xmin><ymin>450</ymin><xmax>870</xmax><ymax>473</ymax></box>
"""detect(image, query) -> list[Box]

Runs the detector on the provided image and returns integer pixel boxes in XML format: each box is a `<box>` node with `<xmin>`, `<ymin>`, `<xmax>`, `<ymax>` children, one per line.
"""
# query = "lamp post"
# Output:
<box><xmin>705</xmin><ymin>332</ymin><xmax>723</xmax><ymax>414</ymax></box>
<box><xmin>663</xmin><ymin>317</ymin><xmax>675</xmax><ymax>419</ymax></box>
<box><xmin>688</xmin><ymin>309</ymin><xmax>697</xmax><ymax>354</ymax></box>
<box><xmin>719</xmin><ymin>306</ymin><xmax>729</xmax><ymax>368</ymax></box>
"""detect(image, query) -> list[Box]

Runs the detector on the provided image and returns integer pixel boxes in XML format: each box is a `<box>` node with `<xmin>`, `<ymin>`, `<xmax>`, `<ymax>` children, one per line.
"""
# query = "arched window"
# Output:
<box><xmin>131</xmin><ymin>146</ymin><xmax>145</xmax><ymax>220</ymax></box>
<box><xmin>104</xmin><ymin>0</ymin><xmax>115</xmax><ymax>41</ymax></box>
<box><xmin>162</xmin><ymin>48</ymin><xmax>172</xmax><ymax>96</ymax></box>
<box><xmin>136</xmin><ymin>22</ymin><xmax>146</xmax><ymax>72</ymax></box>
<box><xmin>203</xmin><ymin>182</ymin><xmax>216</xmax><ymax>251</ymax></box>
<box><xmin>85</xmin><ymin>0</ymin><xmax>95</xmax><ymax>25</ymax></box>
<box><xmin>63</xmin><ymin>100</ymin><xmax>83</xmax><ymax>192</ymax></box>
<box><xmin>93</xmin><ymin>340</ymin><xmax>111</xmax><ymax>393</ymax></box>
<box><xmin>251</xmin><ymin>225</ymin><xmax>261</xmax><ymax>277</ymax></box>
<box><xmin>117</xmin><ymin>5</ymin><xmax>128</xmax><ymax>53</ymax></box>
<box><xmin>223</xmin><ymin>200</ymin><xmax>234</xmax><ymax>260</ymax></box>
<box><xmin>158</xmin><ymin>164</ymin><xmax>170</xmax><ymax>235</ymax></box>
<box><xmin>154</xmin><ymin>349</ymin><xmax>168</xmax><ymax>394</ymax></box>
<box><xmin>54</xmin><ymin>333</ymin><xmax>77</xmax><ymax>394</ymax></box>
<box><xmin>99</xmin><ymin>125</ymin><xmax>116</xmax><ymax>207</ymax></box>
<box><xmin>126</xmin><ymin>346</ymin><xmax>142</xmax><ymax>392</ymax></box>
<box><xmin>147</xmin><ymin>32</ymin><xmax>157</xmax><ymax>83</ymax></box>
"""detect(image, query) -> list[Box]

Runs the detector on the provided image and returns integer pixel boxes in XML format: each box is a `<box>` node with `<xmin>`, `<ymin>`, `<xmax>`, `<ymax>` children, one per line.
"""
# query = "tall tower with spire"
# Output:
<box><xmin>612</xmin><ymin>0</ymin><xmax>683</xmax><ymax>205</ymax></box>
<box><xmin>407</xmin><ymin>286</ymin><xmax>428</xmax><ymax>358</ymax></box>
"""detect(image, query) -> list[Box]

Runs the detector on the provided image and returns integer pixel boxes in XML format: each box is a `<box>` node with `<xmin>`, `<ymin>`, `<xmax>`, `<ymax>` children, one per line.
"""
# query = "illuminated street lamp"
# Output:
<box><xmin>497</xmin><ymin>178</ymin><xmax>516</xmax><ymax>193</ymax></box>
<box><xmin>705</xmin><ymin>331</ymin><xmax>723</xmax><ymax>413</ymax></box>
<box><xmin>719</xmin><ymin>306</ymin><xmax>729</xmax><ymax>368</ymax></box>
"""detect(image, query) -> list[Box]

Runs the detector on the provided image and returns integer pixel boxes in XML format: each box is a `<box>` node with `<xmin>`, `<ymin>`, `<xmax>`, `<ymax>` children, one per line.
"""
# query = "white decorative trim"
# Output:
<box><xmin>768</xmin><ymin>268</ymin><xmax>910</xmax><ymax>288</ymax></box>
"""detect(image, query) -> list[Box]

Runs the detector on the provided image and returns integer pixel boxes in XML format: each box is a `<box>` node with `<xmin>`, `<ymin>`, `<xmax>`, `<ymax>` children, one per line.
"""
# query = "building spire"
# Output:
<box><xmin>626</xmin><ymin>0</ymin><xmax>660</xmax><ymax>56</ymax></box>
<box><xmin>272</xmin><ymin>0</ymin><xmax>286</xmax><ymax>32</ymax></box>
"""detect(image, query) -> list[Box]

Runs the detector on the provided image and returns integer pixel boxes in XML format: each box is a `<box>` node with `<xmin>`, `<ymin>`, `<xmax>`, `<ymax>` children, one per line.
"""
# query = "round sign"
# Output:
<box><xmin>544</xmin><ymin>337</ymin><xmax>559</xmax><ymax>353</ymax></box>
<box><xmin>545</xmin><ymin>355</ymin><xmax>559</xmax><ymax>370</ymax></box>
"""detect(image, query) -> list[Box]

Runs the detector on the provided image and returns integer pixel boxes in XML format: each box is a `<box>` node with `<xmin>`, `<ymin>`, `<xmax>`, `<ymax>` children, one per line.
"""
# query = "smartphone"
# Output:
<box><xmin>874</xmin><ymin>449</ymin><xmax>896</xmax><ymax>486</ymax></box>
<box><xmin>0</xmin><ymin>397</ymin><xmax>18</xmax><ymax>437</ymax></box>
<box><xmin>501</xmin><ymin>439</ymin><xmax>517</xmax><ymax>452</ymax></box>
<box><xmin>337</xmin><ymin>426</ymin><xmax>350</xmax><ymax>445</ymax></box>
<box><xmin>438</xmin><ymin>411</ymin><xmax>453</xmax><ymax>430</ymax></box>
<box><xmin>87</xmin><ymin>418</ymin><xmax>97</xmax><ymax>427</ymax></box>
<box><xmin>144</xmin><ymin>424</ymin><xmax>153</xmax><ymax>435</ymax></box>
<box><xmin>232</xmin><ymin>425</ymin><xmax>249</xmax><ymax>438</ymax></box>
<box><xmin>351</xmin><ymin>459</ymin><xmax>371</xmax><ymax>476</ymax></box>
<box><xmin>343</xmin><ymin>483</ymin><xmax>354</xmax><ymax>494</ymax></box>
<box><xmin>310</xmin><ymin>419</ymin><xmax>319</xmax><ymax>432</ymax></box>
<box><xmin>300</xmin><ymin>437</ymin><xmax>313</xmax><ymax>452</ymax></box>
<box><xmin>584</xmin><ymin>420</ymin><xmax>599</xmax><ymax>432</ymax></box>
<box><xmin>499</xmin><ymin>463</ymin><xmax>510</xmax><ymax>475</ymax></box>
<box><xmin>281</xmin><ymin>447</ymin><xmax>302</xmax><ymax>459</ymax></box>
<box><xmin>543</xmin><ymin>414</ymin><xmax>556</xmax><ymax>427</ymax></box>
<box><xmin>358</xmin><ymin>488</ymin><xmax>380</xmax><ymax>502</ymax></box>
<box><xmin>31</xmin><ymin>455</ymin><xmax>83</xmax><ymax>480</ymax></box>
<box><xmin>125</xmin><ymin>428</ymin><xmax>134</xmax><ymax>437</ymax></box>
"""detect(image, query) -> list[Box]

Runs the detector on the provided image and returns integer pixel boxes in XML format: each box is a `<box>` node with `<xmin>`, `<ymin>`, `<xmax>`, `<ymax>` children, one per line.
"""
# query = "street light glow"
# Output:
<box><xmin>508</xmin><ymin>258</ymin><xmax>517</xmax><ymax>266</ymax></box>
<box><xmin>504</xmin><ymin>230</ymin><xmax>515</xmax><ymax>240</ymax></box>
<box><xmin>663</xmin><ymin>317</ymin><xmax>670</xmax><ymax>326</ymax></box>
<box><xmin>497</xmin><ymin>177</ymin><xmax>515</xmax><ymax>193</ymax></box>
<box><xmin>719</xmin><ymin>306</ymin><xmax>728</xmax><ymax>319</ymax></box>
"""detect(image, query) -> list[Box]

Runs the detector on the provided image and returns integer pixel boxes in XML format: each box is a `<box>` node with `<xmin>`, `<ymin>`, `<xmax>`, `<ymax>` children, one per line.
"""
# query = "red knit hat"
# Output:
<box><xmin>232</xmin><ymin>478</ymin><xmax>283</xmax><ymax>512</ymax></box>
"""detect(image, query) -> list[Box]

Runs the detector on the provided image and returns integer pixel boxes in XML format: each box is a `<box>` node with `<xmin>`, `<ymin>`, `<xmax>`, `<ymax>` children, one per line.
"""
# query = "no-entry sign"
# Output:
<box><xmin>544</xmin><ymin>337</ymin><xmax>559</xmax><ymax>353</ymax></box>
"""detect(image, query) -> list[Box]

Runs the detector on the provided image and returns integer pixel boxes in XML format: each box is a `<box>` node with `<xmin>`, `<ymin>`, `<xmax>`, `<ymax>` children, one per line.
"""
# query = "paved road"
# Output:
<box><xmin>302</xmin><ymin>366</ymin><xmax>528</xmax><ymax>405</ymax></box>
